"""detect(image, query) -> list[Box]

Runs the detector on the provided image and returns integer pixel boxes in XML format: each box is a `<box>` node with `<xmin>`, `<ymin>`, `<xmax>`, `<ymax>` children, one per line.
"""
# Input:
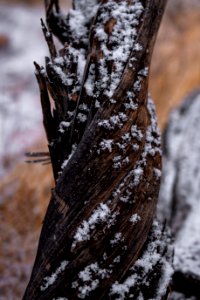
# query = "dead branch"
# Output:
<box><xmin>23</xmin><ymin>1</ymin><xmax>172</xmax><ymax>299</ymax></box>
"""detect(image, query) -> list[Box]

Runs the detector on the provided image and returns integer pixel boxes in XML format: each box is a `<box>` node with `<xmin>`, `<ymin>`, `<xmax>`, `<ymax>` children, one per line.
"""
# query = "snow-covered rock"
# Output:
<box><xmin>158</xmin><ymin>90</ymin><xmax>200</xmax><ymax>299</ymax></box>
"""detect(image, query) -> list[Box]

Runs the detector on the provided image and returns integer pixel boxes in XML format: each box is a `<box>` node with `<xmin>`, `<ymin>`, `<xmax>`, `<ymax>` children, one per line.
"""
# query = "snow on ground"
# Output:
<box><xmin>0</xmin><ymin>4</ymin><xmax>48</xmax><ymax>177</ymax></box>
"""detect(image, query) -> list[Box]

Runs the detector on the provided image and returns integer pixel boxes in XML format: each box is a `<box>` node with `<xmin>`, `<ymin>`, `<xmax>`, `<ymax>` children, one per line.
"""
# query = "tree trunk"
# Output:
<box><xmin>23</xmin><ymin>1</ymin><xmax>173</xmax><ymax>299</ymax></box>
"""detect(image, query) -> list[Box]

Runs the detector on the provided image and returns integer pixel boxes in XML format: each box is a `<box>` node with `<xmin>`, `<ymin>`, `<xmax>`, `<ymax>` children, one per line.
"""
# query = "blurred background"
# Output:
<box><xmin>0</xmin><ymin>0</ymin><xmax>200</xmax><ymax>299</ymax></box>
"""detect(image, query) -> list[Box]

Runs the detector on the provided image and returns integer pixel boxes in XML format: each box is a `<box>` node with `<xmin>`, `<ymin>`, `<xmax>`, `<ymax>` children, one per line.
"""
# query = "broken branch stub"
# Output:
<box><xmin>23</xmin><ymin>1</ymin><xmax>172</xmax><ymax>299</ymax></box>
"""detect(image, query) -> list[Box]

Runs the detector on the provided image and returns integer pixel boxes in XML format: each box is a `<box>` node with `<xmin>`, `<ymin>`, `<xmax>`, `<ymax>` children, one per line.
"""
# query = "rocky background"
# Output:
<box><xmin>0</xmin><ymin>0</ymin><xmax>200</xmax><ymax>299</ymax></box>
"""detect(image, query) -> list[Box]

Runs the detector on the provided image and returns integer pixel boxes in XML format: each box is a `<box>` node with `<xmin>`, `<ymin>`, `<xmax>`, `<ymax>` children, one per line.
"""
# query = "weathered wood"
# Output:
<box><xmin>158</xmin><ymin>90</ymin><xmax>200</xmax><ymax>299</ymax></box>
<box><xmin>23</xmin><ymin>1</ymin><xmax>172</xmax><ymax>299</ymax></box>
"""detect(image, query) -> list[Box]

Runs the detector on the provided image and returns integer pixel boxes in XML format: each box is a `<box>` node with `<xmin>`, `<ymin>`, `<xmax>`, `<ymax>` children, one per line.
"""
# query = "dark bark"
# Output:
<box><xmin>23</xmin><ymin>1</ymin><xmax>172</xmax><ymax>299</ymax></box>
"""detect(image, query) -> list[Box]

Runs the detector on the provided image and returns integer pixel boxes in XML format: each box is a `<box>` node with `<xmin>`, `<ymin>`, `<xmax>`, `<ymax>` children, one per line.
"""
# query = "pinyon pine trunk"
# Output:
<box><xmin>23</xmin><ymin>0</ymin><xmax>173</xmax><ymax>299</ymax></box>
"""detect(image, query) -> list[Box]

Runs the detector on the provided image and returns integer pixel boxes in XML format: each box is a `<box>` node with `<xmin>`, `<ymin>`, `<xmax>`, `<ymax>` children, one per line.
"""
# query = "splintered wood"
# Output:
<box><xmin>23</xmin><ymin>1</ymin><xmax>173</xmax><ymax>300</ymax></box>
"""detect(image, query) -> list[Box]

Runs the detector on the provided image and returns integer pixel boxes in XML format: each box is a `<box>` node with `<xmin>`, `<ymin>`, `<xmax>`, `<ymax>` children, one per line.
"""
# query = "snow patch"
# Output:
<box><xmin>40</xmin><ymin>261</ymin><xmax>68</xmax><ymax>291</ymax></box>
